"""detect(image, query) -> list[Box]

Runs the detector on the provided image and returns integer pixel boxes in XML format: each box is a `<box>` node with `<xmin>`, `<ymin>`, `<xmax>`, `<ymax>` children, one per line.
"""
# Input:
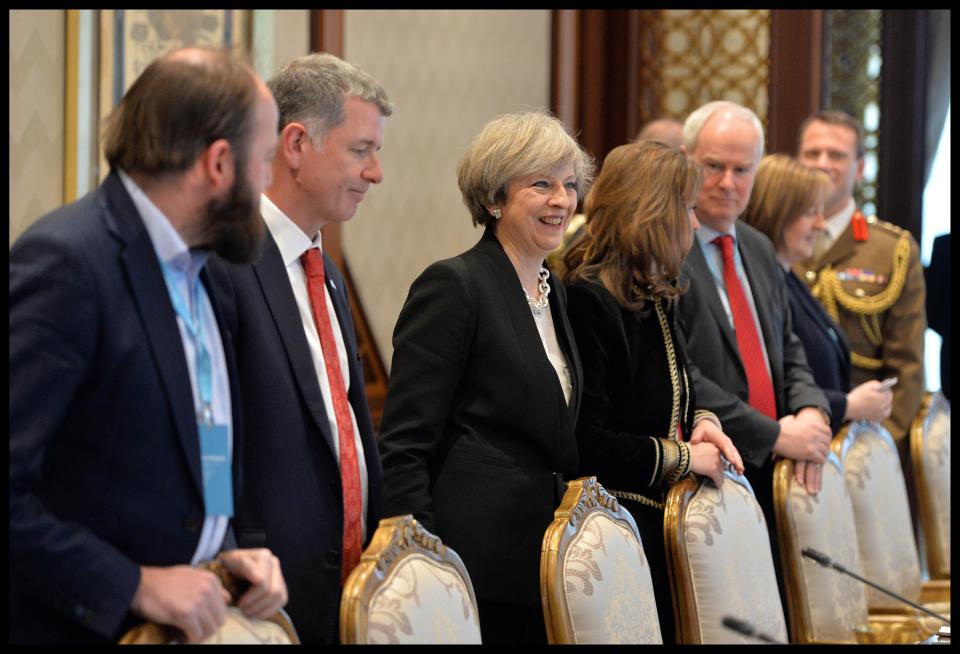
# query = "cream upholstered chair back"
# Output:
<box><xmin>665</xmin><ymin>465</ymin><xmax>788</xmax><ymax>644</ymax></box>
<box><xmin>119</xmin><ymin>560</ymin><xmax>299</xmax><ymax>644</ymax></box>
<box><xmin>339</xmin><ymin>515</ymin><xmax>481</xmax><ymax>644</ymax></box>
<box><xmin>773</xmin><ymin>452</ymin><xmax>869</xmax><ymax>643</ymax></box>
<box><xmin>540</xmin><ymin>476</ymin><xmax>662</xmax><ymax>644</ymax></box>
<box><xmin>834</xmin><ymin>420</ymin><xmax>923</xmax><ymax>608</ymax></box>
<box><xmin>911</xmin><ymin>391</ymin><xmax>951</xmax><ymax>579</ymax></box>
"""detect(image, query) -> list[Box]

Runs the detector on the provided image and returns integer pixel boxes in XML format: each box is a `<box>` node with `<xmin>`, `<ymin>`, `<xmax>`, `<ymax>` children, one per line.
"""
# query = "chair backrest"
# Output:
<box><xmin>540</xmin><ymin>476</ymin><xmax>662</xmax><ymax>644</ymax></box>
<box><xmin>910</xmin><ymin>391</ymin><xmax>951</xmax><ymax>579</ymax></box>
<box><xmin>833</xmin><ymin>420</ymin><xmax>923</xmax><ymax>608</ymax></box>
<box><xmin>665</xmin><ymin>465</ymin><xmax>788</xmax><ymax>644</ymax></box>
<box><xmin>773</xmin><ymin>452</ymin><xmax>869</xmax><ymax>643</ymax></box>
<box><xmin>339</xmin><ymin>515</ymin><xmax>482</xmax><ymax>644</ymax></box>
<box><xmin>119</xmin><ymin>560</ymin><xmax>299</xmax><ymax>644</ymax></box>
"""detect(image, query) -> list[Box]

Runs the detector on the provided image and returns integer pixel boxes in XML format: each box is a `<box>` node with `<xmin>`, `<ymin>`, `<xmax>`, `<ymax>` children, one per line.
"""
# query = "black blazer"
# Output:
<box><xmin>210</xmin><ymin>228</ymin><xmax>382</xmax><ymax>644</ymax></box>
<box><xmin>378</xmin><ymin>228</ymin><xmax>582</xmax><ymax>606</ymax></box>
<box><xmin>676</xmin><ymin>222</ymin><xmax>829</xmax><ymax>468</ymax></box>
<box><xmin>784</xmin><ymin>268</ymin><xmax>852</xmax><ymax>433</ymax></box>
<box><xmin>9</xmin><ymin>172</ymin><xmax>244</xmax><ymax>643</ymax></box>
<box><xmin>565</xmin><ymin>279</ymin><xmax>695</xmax><ymax>496</ymax></box>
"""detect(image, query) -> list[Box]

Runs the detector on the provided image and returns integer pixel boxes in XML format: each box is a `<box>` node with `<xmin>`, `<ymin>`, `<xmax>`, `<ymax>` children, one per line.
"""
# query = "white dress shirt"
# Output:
<box><xmin>119</xmin><ymin>169</ymin><xmax>231</xmax><ymax>564</ymax></box>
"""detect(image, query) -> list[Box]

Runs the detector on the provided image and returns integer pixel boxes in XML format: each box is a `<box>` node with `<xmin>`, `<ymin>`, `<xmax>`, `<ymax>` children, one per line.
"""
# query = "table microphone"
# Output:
<box><xmin>801</xmin><ymin>547</ymin><xmax>950</xmax><ymax>626</ymax></box>
<box><xmin>721</xmin><ymin>616</ymin><xmax>785</xmax><ymax>643</ymax></box>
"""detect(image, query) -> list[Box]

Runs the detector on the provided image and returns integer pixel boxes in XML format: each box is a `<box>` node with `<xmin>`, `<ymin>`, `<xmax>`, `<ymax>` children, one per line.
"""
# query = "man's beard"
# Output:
<box><xmin>199</xmin><ymin>165</ymin><xmax>264</xmax><ymax>264</ymax></box>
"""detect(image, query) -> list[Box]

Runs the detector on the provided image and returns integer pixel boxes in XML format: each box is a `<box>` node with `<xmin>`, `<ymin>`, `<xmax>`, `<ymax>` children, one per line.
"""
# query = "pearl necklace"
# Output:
<box><xmin>524</xmin><ymin>266</ymin><xmax>551</xmax><ymax>316</ymax></box>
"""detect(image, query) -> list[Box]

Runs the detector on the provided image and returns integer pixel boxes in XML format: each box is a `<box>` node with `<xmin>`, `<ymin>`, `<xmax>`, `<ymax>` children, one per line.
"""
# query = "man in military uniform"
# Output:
<box><xmin>794</xmin><ymin>110</ymin><xmax>926</xmax><ymax>458</ymax></box>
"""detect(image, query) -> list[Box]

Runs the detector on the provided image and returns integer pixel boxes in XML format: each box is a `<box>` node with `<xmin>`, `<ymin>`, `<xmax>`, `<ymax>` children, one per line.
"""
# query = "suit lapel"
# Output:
<box><xmin>102</xmin><ymin>173</ymin><xmax>204</xmax><ymax>500</ymax></box>
<box><xmin>476</xmin><ymin>230</ymin><xmax>575</xmax><ymax>422</ymax></box>
<box><xmin>253</xmin><ymin>230</ymin><xmax>338</xmax><ymax>455</ymax></box>
<box><xmin>686</xmin><ymin>242</ymin><xmax>741</xmax><ymax>364</ymax></box>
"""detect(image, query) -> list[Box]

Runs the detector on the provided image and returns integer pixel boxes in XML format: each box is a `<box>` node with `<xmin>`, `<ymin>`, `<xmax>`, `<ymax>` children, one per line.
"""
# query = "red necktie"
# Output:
<box><xmin>712</xmin><ymin>235</ymin><xmax>778</xmax><ymax>420</ymax></box>
<box><xmin>301</xmin><ymin>248</ymin><xmax>363</xmax><ymax>583</ymax></box>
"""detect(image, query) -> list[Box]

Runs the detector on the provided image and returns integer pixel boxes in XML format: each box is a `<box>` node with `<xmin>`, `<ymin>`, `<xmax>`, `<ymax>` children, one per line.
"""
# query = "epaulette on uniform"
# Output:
<box><xmin>865</xmin><ymin>215</ymin><xmax>905</xmax><ymax>237</ymax></box>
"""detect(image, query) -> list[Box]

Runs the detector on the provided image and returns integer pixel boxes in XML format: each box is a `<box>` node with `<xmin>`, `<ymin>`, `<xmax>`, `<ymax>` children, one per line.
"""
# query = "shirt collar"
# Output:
<box><xmin>118</xmin><ymin>168</ymin><xmax>207</xmax><ymax>279</ymax></box>
<box><xmin>824</xmin><ymin>197</ymin><xmax>856</xmax><ymax>243</ymax></box>
<box><xmin>260</xmin><ymin>193</ymin><xmax>322</xmax><ymax>265</ymax></box>
<box><xmin>695</xmin><ymin>220</ymin><xmax>737</xmax><ymax>248</ymax></box>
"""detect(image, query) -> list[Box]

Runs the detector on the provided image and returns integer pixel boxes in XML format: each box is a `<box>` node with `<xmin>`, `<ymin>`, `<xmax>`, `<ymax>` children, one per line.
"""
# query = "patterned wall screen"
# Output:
<box><xmin>822</xmin><ymin>10</ymin><xmax>883</xmax><ymax>217</ymax></box>
<box><xmin>636</xmin><ymin>9</ymin><xmax>771</xmax><ymax>140</ymax></box>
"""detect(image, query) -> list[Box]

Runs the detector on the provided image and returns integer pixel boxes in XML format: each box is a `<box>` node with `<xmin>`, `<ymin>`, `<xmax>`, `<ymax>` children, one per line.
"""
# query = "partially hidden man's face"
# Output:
<box><xmin>207</xmin><ymin>84</ymin><xmax>279</xmax><ymax>264</ymax></box>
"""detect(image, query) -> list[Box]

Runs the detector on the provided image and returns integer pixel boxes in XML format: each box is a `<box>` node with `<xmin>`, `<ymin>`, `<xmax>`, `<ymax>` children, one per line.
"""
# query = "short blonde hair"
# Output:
<box><xmin>741</xmin><ymin>154</ymin><xmax>830</xmax><ymax>250</ymax></box>
<box><xmin>457</xmin><ymin>111</ymin><xmax>595</xmax><ymax>227</ymax></box>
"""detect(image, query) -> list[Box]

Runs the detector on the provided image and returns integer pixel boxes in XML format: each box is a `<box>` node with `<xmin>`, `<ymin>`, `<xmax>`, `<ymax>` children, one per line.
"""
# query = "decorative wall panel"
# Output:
<box><xmin>9</xmin><ymin>10</ymin><xmax>65</xmax><ymax>246</ymax></box>
<box><xmin>823</xmin><ymin>9</ymin><xmax>883</xmax><ymax>217</ymax></box>
<box><xmin>343</xmin><ymin>10</ymin><xmax>551</xmax><ymax>368</ymax></box>
<box><xmin>637</xmin><ymin>9</ymin><xmax>771</xmax><ymax>138</ymax></box>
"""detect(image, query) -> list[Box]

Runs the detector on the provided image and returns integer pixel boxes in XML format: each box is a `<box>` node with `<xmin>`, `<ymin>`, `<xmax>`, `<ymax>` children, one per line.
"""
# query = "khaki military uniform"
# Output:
<box><xmin>794</xmin><ymin>210</ymin><xmax>926</xmax><ymax>443</ymax></box>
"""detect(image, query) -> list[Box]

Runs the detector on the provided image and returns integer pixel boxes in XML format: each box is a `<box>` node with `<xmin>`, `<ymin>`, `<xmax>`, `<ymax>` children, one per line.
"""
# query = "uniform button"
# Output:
<box><xmin>855</xmin><ymin>288</ymin><xmax>865</xmax><ymax>297</ymax></box>
<box><xmin>184</xmin><ymin>516</ymin><xmax>200</xmax><ymax>533</ymax></box>
<box><xmin>74</xmin><ymin>605</ymin><xmax>86</xmax><ymax>619</ymax></box>
<box><xmin>805</xmin><ymin>270</ymin><xmax>816</xmax><ymax>282</ymax></box>
<box><xmin>326</xmin><ymin>549</ymin><xmax>341</xmax><ymax>565</ymax></box>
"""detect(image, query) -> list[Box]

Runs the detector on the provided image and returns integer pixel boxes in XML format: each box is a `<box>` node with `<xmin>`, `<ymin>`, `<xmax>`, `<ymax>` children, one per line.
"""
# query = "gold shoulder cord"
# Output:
<box><xmin>811</xmin><ymin>233</ymin><xmax>911</xmax><ymax>370</ymax></box>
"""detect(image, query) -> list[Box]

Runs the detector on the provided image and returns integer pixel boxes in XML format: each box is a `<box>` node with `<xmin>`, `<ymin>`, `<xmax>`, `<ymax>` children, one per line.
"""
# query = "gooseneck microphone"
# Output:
<box><xmin>721</xmin><ymin>616</ymin><xmax>785</xmax><ymax>644</ymax></box>
<box><xmin>801</xmin><ymin>547</ymin><xmax>950</xmax><ymax>626</ymax></box>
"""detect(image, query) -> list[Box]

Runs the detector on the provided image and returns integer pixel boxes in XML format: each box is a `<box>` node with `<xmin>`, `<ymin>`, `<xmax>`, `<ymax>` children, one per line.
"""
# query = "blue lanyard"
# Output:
<box><xmin>161</xmin><ymin>262</ymin><xmax>214</xmax><ymax>425</ymax></box>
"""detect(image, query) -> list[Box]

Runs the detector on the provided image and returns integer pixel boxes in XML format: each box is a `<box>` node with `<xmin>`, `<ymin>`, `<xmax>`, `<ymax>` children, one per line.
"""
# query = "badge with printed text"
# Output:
<box><xmin>199</xmin><ymin>423</ymin><xmax>233</xmax><ymax>517</ymax></box>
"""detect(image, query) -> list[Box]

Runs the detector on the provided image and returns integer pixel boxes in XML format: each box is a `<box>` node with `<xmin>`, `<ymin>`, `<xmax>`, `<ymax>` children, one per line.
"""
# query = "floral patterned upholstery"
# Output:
<box><xmin>340</xmin><ymin>515</ymin><xmax>482</xmax><ymax>645</ymax></box>
<box><xmin>776</xmin><ymin>454</ymin><xmax>868</xmax><ymax>643</ymax></box>
<box><xmin>841</xmin><ymin>422</ymin><xmax>923</xmax><ymax>608</ymax></box>
<box><xmin>673</xmin><ymin>472</ymin><xmax>788</xmax><ymax>644</ymax></box>
<box><xmin>912</xmin><ymin>391</ymin><xmax>951</xmax><ymax>578</ymax></box>
<box><xmin>541</xmin><ymin>477</ymin><xmax>662</xmax><ymax>644</ymax></box>
<box><xmin>119</xmin><ymin>607</ymin><xmax>299</xmax><ymax>644</ymax></box>
<box><xmin>365</xmin><ymin>552</ymin><xmax>481</xmax><ymax>644</ymax></box>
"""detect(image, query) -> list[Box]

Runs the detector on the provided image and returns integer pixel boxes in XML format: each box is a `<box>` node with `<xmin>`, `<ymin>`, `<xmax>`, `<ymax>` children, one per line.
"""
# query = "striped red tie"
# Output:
<box><xmin>301</xmin><ymin>248</ymin><xmax>363</xmax><ymax>584</ymax></box>
<box><xmin>712</xmin><ymin>235</ymin><xmax>778</xmax><ymax>420</ymax></box>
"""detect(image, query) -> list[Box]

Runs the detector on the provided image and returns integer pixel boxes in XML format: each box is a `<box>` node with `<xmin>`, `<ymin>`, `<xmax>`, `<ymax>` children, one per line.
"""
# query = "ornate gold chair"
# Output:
<box><xmin>773</xmin><ymin>451</ymin><xmax>927</xmax><ymax>644</ymax></box>
<box><xmin>339</xmin><ymin>514</ymin><xmax>482</xmax><ymax>644</ymax></box>
<box><xmin>833</xmin><ymin>420</ymin><xmax>950</xmax><ymax>636</ymax></box>
<box><xmin>540</xmin><ymin>476</ymin><xmax>662</xmax><ymax>644</ymax></box>
<box><xmin>664</xmin><ymin>465</ymin><xmax>789</xmax><ymax>644</ymax></box>
<box><xmin>910</xmin><ymin>391</ymin><xmax>951</xmax><ymax>580</ymax></box>
<box><xmin>119</xmin><ymin>560</ymin><xmax>299</xmax><ymax>644</ymax></box>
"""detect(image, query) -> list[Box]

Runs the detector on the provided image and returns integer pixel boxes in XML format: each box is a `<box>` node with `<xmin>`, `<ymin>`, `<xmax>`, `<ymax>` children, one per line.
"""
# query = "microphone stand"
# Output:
<box><xmin>721</xmin><ymin>616</ymin><xmax>785</xmax><ymax>644</ymax></box>
<box><xmin>801</xmin><ymin>547</ymin><xmax>950</xmax><ymax>626</ymax></box>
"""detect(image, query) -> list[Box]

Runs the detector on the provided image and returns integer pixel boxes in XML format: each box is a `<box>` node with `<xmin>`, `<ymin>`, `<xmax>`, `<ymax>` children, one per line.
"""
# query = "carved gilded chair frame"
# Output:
<box><xmin>539</xmin><ymin>475</ymin><xmax>646</xmax><ymax>644</ymax></box>
<box><xmin>773</xmin><ymin>452</ymin><xmax>926</xmax><ymax>644</ymax></box>
<box><xmin>663</xmin><ymin>465</ymin><xmax>758</xmax><ymax>644</ymax></box>
<box><xmin>338</xmin><ymin>514</ymin><xmax>479</xmax><ymax>644</ymax></box>
<box><xmin>910</xmin><ymin>391</ymin><xmax>951</xmax><ymax>580</ymax></box>
<box><xmin>832</xmin><ymin>421</ymin><xmax>950</xmax><ymax>613</ymax></box>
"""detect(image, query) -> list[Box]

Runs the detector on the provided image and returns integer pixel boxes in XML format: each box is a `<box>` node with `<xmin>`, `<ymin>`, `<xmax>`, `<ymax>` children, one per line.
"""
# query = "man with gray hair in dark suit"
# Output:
<box><xmin>674</xmin><ymin>101</ymin><xmax>832</xmax><ymax>606</ymax></box>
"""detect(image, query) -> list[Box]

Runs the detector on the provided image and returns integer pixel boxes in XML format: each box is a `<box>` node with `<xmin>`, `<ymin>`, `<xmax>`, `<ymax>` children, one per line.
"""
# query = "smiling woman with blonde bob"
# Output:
<box><xmin>378</xmin><ymin>111</ymin><xmax>594</xmax><ymax>644</ymax></box>
<box><xmin>563</xmin><ymin>140</ymin><xmax>744</xmax><ymax>643</ymax></box>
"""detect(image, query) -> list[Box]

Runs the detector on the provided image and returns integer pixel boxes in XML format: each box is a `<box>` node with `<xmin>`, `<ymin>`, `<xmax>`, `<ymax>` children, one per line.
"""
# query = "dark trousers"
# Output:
<box><xmin>476</xmin><ymin>598</ymin><xmax>547</xmax><ymax>644</ymax></box>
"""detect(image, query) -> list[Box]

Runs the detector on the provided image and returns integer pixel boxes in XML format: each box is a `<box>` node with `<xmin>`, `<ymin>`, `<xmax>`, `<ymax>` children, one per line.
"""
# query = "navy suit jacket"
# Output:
<box><xmin>9</xmin><ymin>172</ymin><xmax>244</xmax><ymax>643</ymax></box>
<box><xmin>784</xmin><ymin>268</ymin><xmax>852</xmax><ymax>433</ymax></box>
<box><xmin>676</xmin><ymin>221</ymin><xmax>829</xmax><ymax>528</ymax></box>
<box><xmin>209</xmin><ymin>227</ymin><xmax>382</xmax><ymax>644</ymax></box>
